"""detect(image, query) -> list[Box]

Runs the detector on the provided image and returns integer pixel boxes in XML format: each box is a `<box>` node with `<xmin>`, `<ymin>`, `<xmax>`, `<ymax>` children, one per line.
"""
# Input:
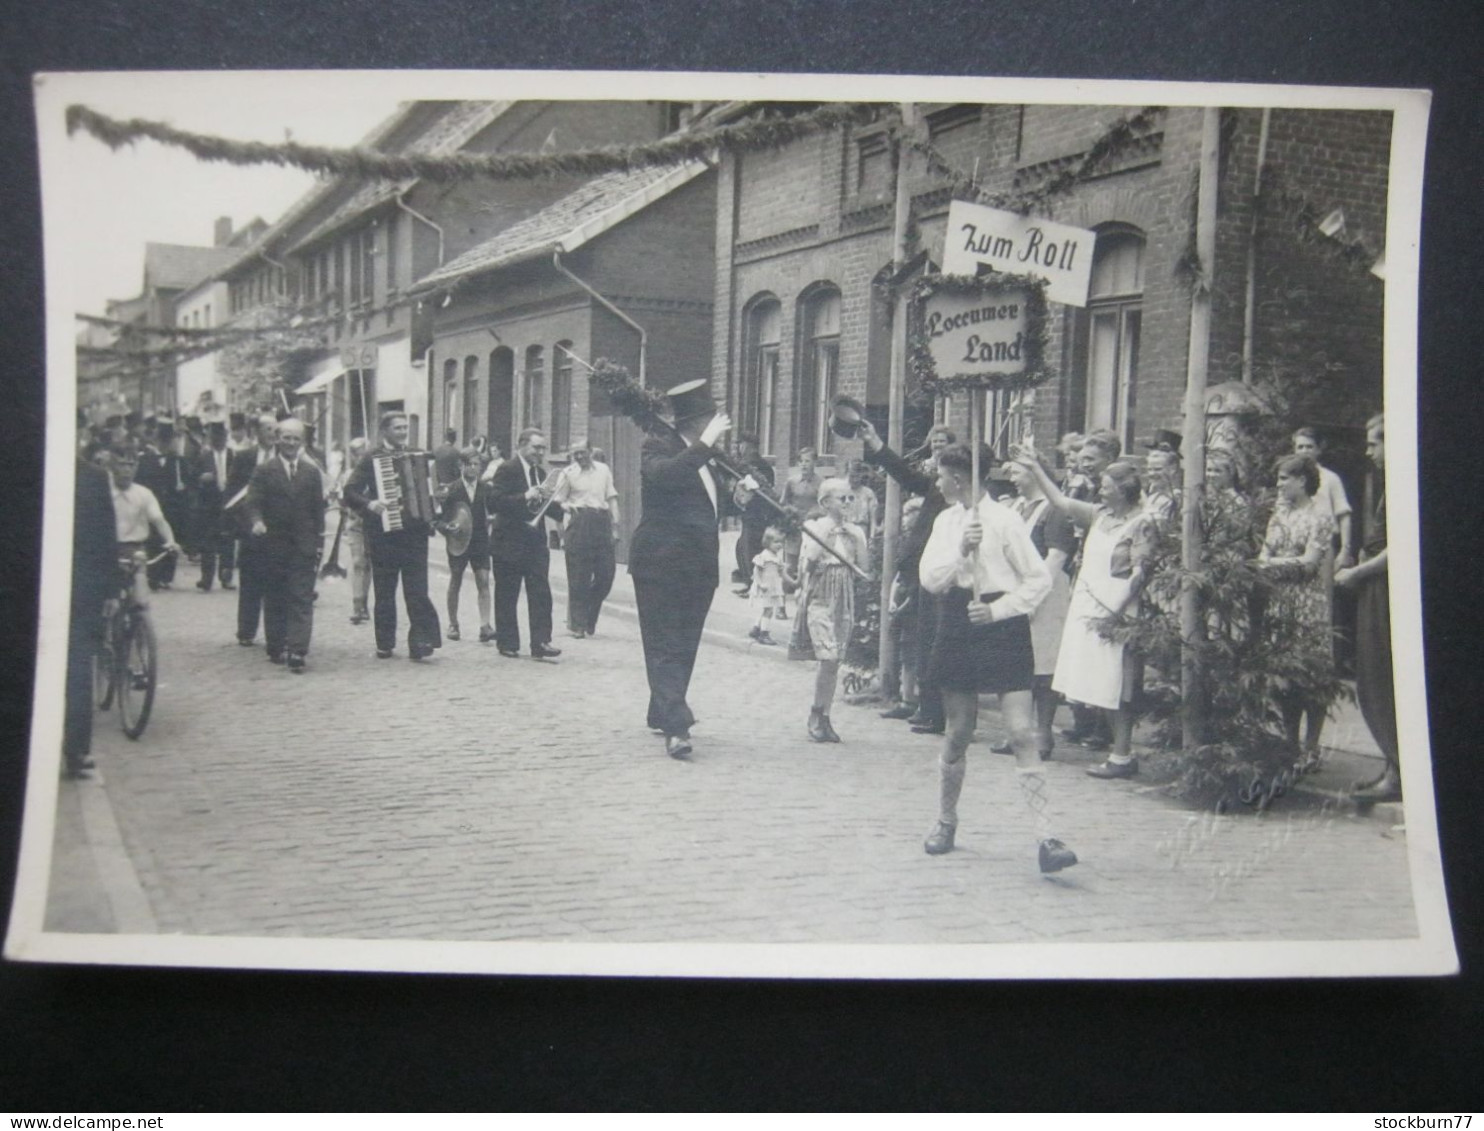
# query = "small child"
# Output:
<box><xmin>748</xmin><ymin>526</ymin><xmax>790</xmax><ymax>645</ymax></box>
<box><xmin>790</xmin><ymin>477</ymin><xmax>869</xmax><ymax>742</ymax></box>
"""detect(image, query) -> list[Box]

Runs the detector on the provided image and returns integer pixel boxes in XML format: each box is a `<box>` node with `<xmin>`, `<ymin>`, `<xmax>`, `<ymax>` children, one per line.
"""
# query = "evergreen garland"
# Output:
<box><xmin>66</xmin><ymin>102</ymin><xmax>884</xmax><ymax>183</ymax></box>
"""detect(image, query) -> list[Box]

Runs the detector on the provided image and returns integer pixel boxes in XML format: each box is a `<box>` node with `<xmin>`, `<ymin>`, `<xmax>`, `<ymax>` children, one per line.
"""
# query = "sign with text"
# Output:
<box><xmin>340</xmin><ymin>343</ymin><xmax>378</xmax><ymax>370</ymax></box>
<box><xmin>941</xmin><ymin>200</ymin><xmax>1095</xmax><ymax>307</ymax></box>
<box><xmin>920</xmin><ymin>286</ymin><xmax>1033</xmax><ymax>383</ymax></box>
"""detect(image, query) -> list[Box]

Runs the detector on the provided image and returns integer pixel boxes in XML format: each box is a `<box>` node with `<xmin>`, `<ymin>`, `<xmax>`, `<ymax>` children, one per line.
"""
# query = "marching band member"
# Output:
<box><xmin>343</xmin><ymin>411</ymin><xmax>442</xmax><ymax>661</ymax></box>
<box><xmin>487</xmin><ymin>428</ymin><xmax>564</xmax><ymax>660</ymax></box>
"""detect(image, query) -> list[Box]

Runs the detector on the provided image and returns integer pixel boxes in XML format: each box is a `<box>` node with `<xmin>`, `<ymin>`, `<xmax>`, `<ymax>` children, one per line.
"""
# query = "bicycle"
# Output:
<box><xmin>95</xmin><ymin>548</ymin><xmax>172</xmax><ymax>740</ymax></box>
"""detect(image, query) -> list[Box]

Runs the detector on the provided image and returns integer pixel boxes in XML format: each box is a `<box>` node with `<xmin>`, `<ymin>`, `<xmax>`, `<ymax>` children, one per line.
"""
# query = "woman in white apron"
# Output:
<box><xmin>1012</xmin><ymin>448</ymin><xmax>1153</xmax><ymax>780</ymax></box>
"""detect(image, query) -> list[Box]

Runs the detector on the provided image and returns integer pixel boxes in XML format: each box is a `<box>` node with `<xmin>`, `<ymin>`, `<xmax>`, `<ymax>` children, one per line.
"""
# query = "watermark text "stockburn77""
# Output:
<box><xmin>1375</xmin><ymin>1118</ymin><xmax>1474</xmax><ymax>1128</ymax></box>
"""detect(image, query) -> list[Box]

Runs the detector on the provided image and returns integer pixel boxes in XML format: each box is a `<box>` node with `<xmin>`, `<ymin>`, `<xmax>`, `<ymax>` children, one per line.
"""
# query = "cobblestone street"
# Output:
<box><xmin>45</xmin><ymin>544</ymin><xmax>1418</xmax><ymax>948</ymax></box>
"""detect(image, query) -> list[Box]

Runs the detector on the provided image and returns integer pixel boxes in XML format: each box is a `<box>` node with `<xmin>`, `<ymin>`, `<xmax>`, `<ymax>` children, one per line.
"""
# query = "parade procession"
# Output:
<box><xmin>19</xmin><ymin>75</ymin><xmax>1447</xmax><ymax>974</ymax></box>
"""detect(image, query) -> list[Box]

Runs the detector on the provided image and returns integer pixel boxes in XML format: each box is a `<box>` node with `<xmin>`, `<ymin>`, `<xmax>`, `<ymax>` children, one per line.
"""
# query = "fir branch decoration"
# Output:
<box><xmin>588</xmin><ymin>359</ymin><xmax>669</xmax><ymax>434</ymax></box>
<box><xmin>66</xmin><ymin>102</ymin><xmax>885</xmax><ymax>183</ymax></box>
<box><xmin>907</xmin><ymin>272</ymin><xmax>1052</xmax><ymax>394</ymax></box>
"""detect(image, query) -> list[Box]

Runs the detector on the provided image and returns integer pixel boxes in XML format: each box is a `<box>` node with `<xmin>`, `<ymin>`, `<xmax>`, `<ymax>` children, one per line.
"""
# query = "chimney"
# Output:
<box><xmin>214</xmin><ymin>216</ymin><xmax>232</xmax><ymax>247</ymax></box>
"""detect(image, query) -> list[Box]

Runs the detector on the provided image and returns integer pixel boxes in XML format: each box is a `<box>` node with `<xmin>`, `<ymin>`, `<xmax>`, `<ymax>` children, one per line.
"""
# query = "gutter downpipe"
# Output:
<box><xmin>395</xmin><ymin>191</ymin><xmax>445</xmax><ymax>268</ymax></box>
<box><xmin>552</xmin><ymin>249</ymin><xmax>647</xmax><ymax>386</ymax></box>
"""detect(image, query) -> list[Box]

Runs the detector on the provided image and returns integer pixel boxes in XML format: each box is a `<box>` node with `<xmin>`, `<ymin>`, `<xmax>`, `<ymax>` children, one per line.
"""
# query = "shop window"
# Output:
<box><xmin>551</xmin><ymin>341</ymin><xmax>573</xmax><ymax>450</ymax></box>
<box><xmin>523</xmin><ymin>345</ymin><xmax>545</xmax><ymax>428</ymax></box>
<box><xmin>740</xmin><ymin>297</ymin><xmax>781</xmax><ymax>455</ymax></box>
<box><xmin>462</xmin><ymin>356</ymin><xmax>479</xmax><ymax>443</ymax></box>
<box><xmin>1070</xmin><ymin>228</ymin><xmax>1145</xmax><ymax>452</ymax></box>
<box><xmin>796</xmin><ymin>287</ymin><xmax>841</xmax><ymax>455</ymax></box>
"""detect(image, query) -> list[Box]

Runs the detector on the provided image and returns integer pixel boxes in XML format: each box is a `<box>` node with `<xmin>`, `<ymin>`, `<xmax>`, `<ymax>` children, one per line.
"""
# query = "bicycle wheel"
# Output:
<box><xmin>94</xmin><ymin>638</ymin><xmax>116</xmax><ymax>711</ymax></box>
<box><xmin>117</xmin><ymin>612</ymin><xmax>157</xmax><ymax>740</ymax></box>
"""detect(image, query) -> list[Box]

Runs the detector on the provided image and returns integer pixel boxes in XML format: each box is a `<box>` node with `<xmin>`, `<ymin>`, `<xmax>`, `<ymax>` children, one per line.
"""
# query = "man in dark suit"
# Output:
<box><xmin>227</xmin><ymin>414</ymin><xmax>279</xmax><ymax>646</ymax></box>
<box><xmin>438</xmin><ymin>446</ymin><xmax>497</xmax><ymax>643</ymax></box>
<box><xmin>629</xmin><ymin>380</ymin><xmax>746</xmax><ymax>760</ymax></box>
<box><xmin>193</xmin><ymin>420</ymin><xmax>236</xmax><ymax>591</ymax></box>
<box><xmin>63</xmin><ymin>458</ymin><xmax>120</xmax><ymax>779</ymax></box>
<box><xmin>488</xmin><ymin>428</ymin><xmax>564</xmax><ymax>659</ymax></box>
<box><xmin>243</xmin><ymin>417</ymin><xmax>325</xmax><ymax>673</ymax></box>
<box><xmin>137</xmin><ymin>419</ymin><xmax>189</xmax><ymax>590</ymax></box>
<box><xmin>342</xmin><ymin>410</ymin><xmax>442</xmax><ymax>660</ymax></box>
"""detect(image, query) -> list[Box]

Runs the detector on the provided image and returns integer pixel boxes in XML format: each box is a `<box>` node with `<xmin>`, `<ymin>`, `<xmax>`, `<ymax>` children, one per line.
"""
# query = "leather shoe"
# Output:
<box><xmin>924</xmin><ymin>820</ymin><xmax>956</xmax><ymax>855</ymax></box>
<box><xmin>910</xmin><ymin>720</ymin><xmax>946</xmax><ymax>736</ymax></box>
<box><xmin>1353</xmin><ymin>773</ymin><xmax>1402</xmax><ymax>804</ymax></box>
<box><xmin>237</xmin><ymin>636</ymin><xmax>255</xmax><ymax>647</ymax></box>
<box><xmin>409</xmin><ymin>643</ymin><xmax>434</xmax><ymax>660</ymax></box>
<box><xmin>807</xmin><ymin>709</ymin><xmax>830</xmax><ymax>743</ymax></box>
<box><xmin>531</xmin><ymin>642</ymin><xmax>562</xmax><ymax>659</ymax></box>
<box><xmin>1039</xmin><ymin>838</ymin><xmax>1079</xmax><ymax>873</ymax></box>
<box><xmin>196</xmin><ymin>580</ymin><xmax>211</xmax><ymax>592</ymax></box>
<box><xmin>498</xmin><ymin>646</ymin><xmax>520</xmax><ymax>658</ymax></box>
<box><xmin>376</xmin><ymin>649</ymin><xmax>394</xmax><ymax>660</ymax></box>
<box><xmin>287</xmin><ymin>653</ymin><xmax>306</xmax><ymax>673</ymax></box>
<box><xmin>666</xmin><ymin>734</ymin><xmax>693</xmax><ymax>760</ymax></box>
<box><xmin>267</xmin><ymin>651</ymin><xmax>285</xmax><ymax>665</ymax></box>
<box><xmin>1086</xmin><ymin>758</ymin><xmax>1138</xmax><ymax>779</ymax></box>
<box><xmin>879</xmin><ymin>703</ymin><xmax>917</xmax><ymax>720</ymax></box>
<box><xmin>990</xmin><ymin>739</ymin><xmax>1014</xmax><ymax>755</ymax></box>
<box><xmin>479</xmin><ymin>626</ymin><xmax>496</xmax><ymax>643</ymax></box>
<box><xmin>447</xmin><ymin>623</ymin><xmax>460</xmax><ymax>642</ymax></box>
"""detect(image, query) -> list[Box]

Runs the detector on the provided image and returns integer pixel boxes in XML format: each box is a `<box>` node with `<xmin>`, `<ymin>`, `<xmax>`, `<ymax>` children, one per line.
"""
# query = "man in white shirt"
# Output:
<box><xmin>553</xmin><ymin>442</ymin><xmax>621</xmax><ymax>638</ymax></box>
<box><xmin>108</xmin><ymin>447</ymin><xmax>180</xmax><ymax>612</ymax></box>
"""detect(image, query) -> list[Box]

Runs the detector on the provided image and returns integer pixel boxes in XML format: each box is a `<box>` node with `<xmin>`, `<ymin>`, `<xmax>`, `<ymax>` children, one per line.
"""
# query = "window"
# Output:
<box><xmin>333</xmin><ymin>244</ymin><xmax>345</xmax><ymax>309</ymax></box>
<box><xmin>1072</xmin><ymin>228</ymin><xmax>1145</xmax><ymax>451</ymax></box>
<box><xmin>204</xmin><ymin>304</ymin><xmax>211</xmax><ymax>328</ymax></box>
<box><xmin>462</xmin><ymin>356</ymin><xmax>479</xmax><ymax>442</ymax></box>
<box><xmin>443</xmin><ymin>358</ymin><xmax>459</xmax><ymax>441</ymax></box>
<box><xmin>348</xmin><ymin>235</ymin><xmax>363</xmax><ymax>306</ymax></box>
<box><xmin>855</xmin><ymin>132</ymin><xmax>891</xmax><ymax>197</ymax></box>
<box><xmin>926</xmin><ymin>103</ymin><xmax>981</xmax><ymax>139</ymax></box>
<box><xmin>523</xmin><ymin>345</ymin><xmax>545</xmax><ymax>428</ymax></box>
<box><xmin>385</xmin><ymin>212</ymin><xmax>399</xmax><ymax>294</ymax></box>
<box><xmin>740</xmin><ymin>297</ymin><xmax>781</xmax><ymax>455</ymax></box>
<box><xmin>551</xmin><ymin>341</ymin><xmax>573</xmax><ymax>450</ymax></box>
<box><xmin>797</xmin><ymin>287</ymin><xmax>841</xmax><ymax>455</ymax></box>
<box><xmin>361</xmin><ymin>228</ymin><xmax>376</xmax><ymax>308</ymax></box>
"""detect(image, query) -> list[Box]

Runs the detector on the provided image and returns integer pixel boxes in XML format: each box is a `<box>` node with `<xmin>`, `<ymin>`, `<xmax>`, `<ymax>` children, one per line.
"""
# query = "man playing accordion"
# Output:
<box><xmin>342</xmin><ymin>411</ymin><xmax>442</xmax><ymax>661</ymax></box>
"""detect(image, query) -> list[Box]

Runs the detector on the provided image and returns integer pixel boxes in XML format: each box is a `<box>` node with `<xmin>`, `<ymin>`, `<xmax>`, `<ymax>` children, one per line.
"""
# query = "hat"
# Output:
<box><xmin>229</xmin><ymin>412</ymin><xmax>246</xmax><ymax>431</ymax></box>
<box><xmin>828</xmin><ymin>394</ymin><xmax>868</xmax><ymax>440</ymax></box>
<box><xmin>1143</xmin><ymin>428</ymin><xmax>1182</xmax><ymax>454</ymax></box>
<box><xmin>207</xmin><ymin>420</ymin><xmax>227</xmax><ymax>439</ymax></box>
<box><xmin>124</xmin><ymin>411</ymin><xmax>141</xmax><ymax>427</ymax></box>
<box><xmin>664</xmin><ymin>379</ymin><xmax>716</xmax><ymax>424</ymax></box>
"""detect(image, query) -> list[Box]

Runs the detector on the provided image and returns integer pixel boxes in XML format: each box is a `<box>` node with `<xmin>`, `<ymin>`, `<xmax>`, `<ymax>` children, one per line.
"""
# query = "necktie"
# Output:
<box><xmin>287</xmin><ymin>460</ymin><xmax>296</xmax><ymax>481</ymax></box>
<box><xmin>529</xmin><ymin>463</ymin><xmax>540</xmax><ymax>489</ymax></box>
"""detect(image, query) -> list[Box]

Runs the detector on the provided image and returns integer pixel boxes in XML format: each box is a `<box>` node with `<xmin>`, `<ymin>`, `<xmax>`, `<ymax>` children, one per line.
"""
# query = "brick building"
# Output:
<box><xmin>410</xmin><ymin>161</ymin><xmax>717</xmax><ymax>560</ymax></box>
<box><xmin>712</xmin><ymin>103</ymin><xmax>1390</xmax><ymax>483</ymax></box>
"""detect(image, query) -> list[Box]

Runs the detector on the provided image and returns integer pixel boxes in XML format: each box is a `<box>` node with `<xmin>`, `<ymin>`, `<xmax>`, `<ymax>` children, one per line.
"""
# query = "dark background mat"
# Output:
<box><xmin>3</xmin><ymin>1</ymin><xmax>1482</xmax><ymax>1111</ymax></box>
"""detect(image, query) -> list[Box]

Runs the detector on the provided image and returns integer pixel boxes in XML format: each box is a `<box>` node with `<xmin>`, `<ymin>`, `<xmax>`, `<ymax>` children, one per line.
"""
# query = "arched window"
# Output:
<box><xmin>740</xmin><ymin>297</ymin><xmax>781</xmax><ymax>455</ymax></box>
<box><xmin>1072</xmin><ymin>228</ymin><xmax>1145</xmax><ymax>451</ymax></box>
<box><xmin>462</xmin><ymin>355</ymin><xmax>479</xmax><ymax>443</ymax></box>
<box><xmin>442</xmin><ymin>358</ymin><xmax>458</xmax><ymax>441</ymax></box>
<box><xmin>523</xmin><ymin>345</ymin><xmax>545</xmax><ymax>429</ymax></box>
<box><xmin>796</xmin><ymin>286</ymin><xmax>841</xmax><ymax>455</ymax></box>
<box><xmin>487</xmin><ymin>347</ymin><xmax>514</xmax><ymax>459</ymax></box>
<box><xmin>551</xmin><ymin>341</ymin><xmax>574</xmax><ymax>450</ymax></box>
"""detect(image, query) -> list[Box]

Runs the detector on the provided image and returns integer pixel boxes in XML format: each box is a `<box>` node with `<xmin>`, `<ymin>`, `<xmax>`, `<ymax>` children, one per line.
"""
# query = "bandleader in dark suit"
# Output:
<box><xmin>628</xmin><ymin>380</ymin><xmax>740</xmax><ymax>760</ymax></box>
<box><xmin>192</xmin><ymin>421</ymin><xmax>236</xmax><ymax>591</ymax></box>
<box><xmin>488</xmin><ymin>427</ymin><xmax>564</xmax><ymax>659</ymax></box>
<box><xmin>243</xmin><ymin>417</ymin><xmax>325</xmax><ymax>672</ymax></box>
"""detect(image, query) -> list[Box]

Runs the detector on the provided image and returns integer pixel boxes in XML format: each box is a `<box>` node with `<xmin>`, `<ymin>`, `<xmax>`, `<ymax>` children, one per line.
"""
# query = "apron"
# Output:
<box><xmin>1052</xmin><ymin>512</ymin><xmax>1136</xmax><ymax>710</ymax></box>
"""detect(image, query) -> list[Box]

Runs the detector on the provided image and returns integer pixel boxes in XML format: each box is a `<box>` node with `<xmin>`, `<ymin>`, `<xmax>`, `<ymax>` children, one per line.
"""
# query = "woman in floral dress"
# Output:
<box><xmin>1258</xmin><ymin>454</ymin><xmax>1337</xmax><ymax>768</ymax></box>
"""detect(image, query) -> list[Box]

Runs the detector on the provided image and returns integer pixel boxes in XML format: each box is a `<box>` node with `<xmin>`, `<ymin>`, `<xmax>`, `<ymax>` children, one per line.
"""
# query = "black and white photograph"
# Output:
<box><xmin>5</xmin><ymin>69</ymin><xmax>1453</xmax><ymax>979</ymax></box>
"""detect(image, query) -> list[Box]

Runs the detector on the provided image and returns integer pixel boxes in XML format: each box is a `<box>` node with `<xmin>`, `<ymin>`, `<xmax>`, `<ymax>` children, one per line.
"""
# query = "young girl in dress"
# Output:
<box><xmin>790</xmin><ymin>477</ymin><xmax>869</xmax><ymax>742</ymax></box>
<box><xmin>748</xmin><ymin>526</ymin><xmax>790</xmax><ymax>646</ymax></box>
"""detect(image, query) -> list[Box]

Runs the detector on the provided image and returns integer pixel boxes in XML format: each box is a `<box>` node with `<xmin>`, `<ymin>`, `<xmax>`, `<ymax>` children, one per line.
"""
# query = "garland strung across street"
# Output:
<box><xmin>66</xmin><ymin>101</ymin><xmax>884</xmax><ymax>182</ymax></box>
<box><xmin>905</xmin><ymin>106</ymin><xmax>1165</xmax><ymax>216</ymax></box>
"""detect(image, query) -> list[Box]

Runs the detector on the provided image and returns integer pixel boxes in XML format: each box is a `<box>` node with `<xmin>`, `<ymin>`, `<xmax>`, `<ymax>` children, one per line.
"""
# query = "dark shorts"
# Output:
<box><xmin>448</xmin><ymin>548</ymin><xmax>492</xmax><ymax>573</ymax></box>
<box><xmin>926</xmin><ymin>588</ymin><xmax>1034</xmax><ymax>694</ymax></box>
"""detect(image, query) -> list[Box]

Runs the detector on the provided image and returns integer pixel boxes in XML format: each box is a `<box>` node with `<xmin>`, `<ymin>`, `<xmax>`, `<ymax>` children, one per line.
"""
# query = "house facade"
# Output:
<box><xmin>713</xmin><ymin>103</ymin><xmax>1389</xmax><ymax>482</ymax></box>
<box><xmin>412</xmin><ymin>161</ymin><xmax>718</xmax><ymax>560</ymax></box>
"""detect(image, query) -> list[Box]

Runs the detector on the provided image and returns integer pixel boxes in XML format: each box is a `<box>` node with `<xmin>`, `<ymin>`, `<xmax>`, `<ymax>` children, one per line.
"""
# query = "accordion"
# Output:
<box><xmin>372</xmin><ymin>451</ymin><xmax>437</xmax><ymax>533</ymax></box>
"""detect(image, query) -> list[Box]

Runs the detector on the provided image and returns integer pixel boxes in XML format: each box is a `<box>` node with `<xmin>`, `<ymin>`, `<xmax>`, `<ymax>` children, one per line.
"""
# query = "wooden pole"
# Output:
<box><xmin>878</xmin><ymin>103</ymin><xmax>918</xmax><ymax>683</ymax></box>
<box><xmin>1179</xmin><ymin>107</ymin><xmax>1222</xmax><ymax>751</ymax></box>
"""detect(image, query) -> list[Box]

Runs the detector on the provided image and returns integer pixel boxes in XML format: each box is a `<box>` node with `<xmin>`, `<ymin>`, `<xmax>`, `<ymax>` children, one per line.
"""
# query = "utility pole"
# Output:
<box><xmin>878</xmin><ymin>103</ymin><xmax>919</xmax><ymax>683</ymax></box>
<box><xmin>1179</xmin><ymin>107</ymin><xmax>1222</xmax><ymax>750</ymax></box>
